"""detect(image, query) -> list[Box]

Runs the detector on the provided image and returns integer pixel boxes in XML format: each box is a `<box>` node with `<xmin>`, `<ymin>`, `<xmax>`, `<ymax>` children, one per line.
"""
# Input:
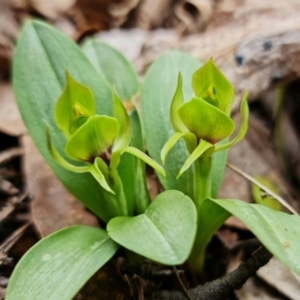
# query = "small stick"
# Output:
<box><xmin>227</xmin><ymin>163</ymin><xmax>299</xmax><ymax>215</ymax></box>
<box><xmin>173</xmin><ymin>267</ymin><xmax>193</xmax><ymax>300</ymax></box>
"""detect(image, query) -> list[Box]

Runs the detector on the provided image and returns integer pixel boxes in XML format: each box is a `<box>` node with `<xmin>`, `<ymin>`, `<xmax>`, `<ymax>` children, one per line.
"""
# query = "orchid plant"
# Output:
<box><xmin>6</xmin><ymin>20</ymin><xmax>300</xmax><ymax>300</ymax></box>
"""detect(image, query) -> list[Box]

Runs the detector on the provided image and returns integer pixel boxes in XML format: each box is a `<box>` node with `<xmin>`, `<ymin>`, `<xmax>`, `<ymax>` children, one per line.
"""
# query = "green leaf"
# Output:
<box><xmin>141</xmin><ymin>51</ymin><xmax>202</xmax><ymax>198</ymax></box>
<box><xmin>170</xmin><ymin>73</ymin><xmax>187</xmax><ymax>132</ymax></box>
<box><xmin>215</xmin><ymin>91</ymin><xmax>249</xmax><ymax>152</ymax></box>
<box><xmin>210</xmin><ymin>138</ymin><xmax>229</xmax><ymax>198</ymax></box>
<box><xmin>178</xmin><ymin>97</ymin><xmax>235</xmax><ymax>143</ymax></box>
<box><xmin>251</xmin><ymin>176</ymin><xmax>282</xmax><ymax>211</ymax></box>
<box><xmin>65</xmin><ymin>115</ymin><xmax>119</xmax><ymax>162</ymax></box>
<box><xmin>177</xmin><ymin>140</ymin><xmax>215</xmax><ymax>178</ymax></box>
<box><xmin>81</xmin><ymin>38</ymin><xmax>139</xmax><ymax>101</ymax></box>
<box><xmin>161</xmin><ymin>132</ymin><xmax>197</xmax><ymax>165</ymax></box>
<box><xmin>107</xmin><ymin>190</ymin><xmax>197</xmax><ymax>265</ymax></box>
<box><xmin>192</xmin><ymin>59</ymin><xmax>234</xmax><ymax>115</ymax></box>
<box><xmin>134</xmin><ymin>159</ymin><xmax>151</xmax><ymax>214</ymax></box>
<box><xmin>123</xmin><ymin>146</ymin><xmax>166</xmax><ymax>177</ymax></box>
<box><xmin>13</xmin><ymin>20</ymin><xmax>114</xmax><ymax>221</ymax></box>
<box><xmin>203</xmin><ymin>199</ymin><xmax>300</xmax><ymax>276</ymax></box>
<box><xmin>5</xmin><ymin>226</ymin><xmax>119</xmax><ymax>300</ymax></box>
<box><xmin>112</xmin><ymin>92</ymin><xmax>131</xmax><ymax>151</ymax></box>
<box><xmin>54</xmin><ymin>72</ymin><xmax>96</xmax><ymax>138</ymax></box>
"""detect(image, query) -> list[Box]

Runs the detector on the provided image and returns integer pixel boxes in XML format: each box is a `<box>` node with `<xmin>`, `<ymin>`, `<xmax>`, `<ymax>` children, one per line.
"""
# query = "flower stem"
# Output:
<box><xmin>189</xmin><ymin>157</ymin><xmax>212</xmax><ymax>272</ymax></box>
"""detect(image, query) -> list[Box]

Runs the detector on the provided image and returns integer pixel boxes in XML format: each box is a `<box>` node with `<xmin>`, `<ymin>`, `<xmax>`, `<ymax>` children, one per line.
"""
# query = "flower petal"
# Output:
<box><xmin>161</xmin><ymin>132</ymin><xmax>197</xmax><ymax>165</ymax></box>
<box><xmin>47</xmin><ymin>129</ymin><xmax>90</xmax><ymax>173</ymax></box>
<box><xmin>178</xmin><ymin>97</ymin><xmax>235</xmax><ymax>143</ymax></box>
<box><xmin>215</xmin><ymin>91</ymin><xmax>249</xmax><ymax>152</ymax></box>
<box><xmin>65</xmin><ymin>115</ymin><xmax>119</xmax><ymax>162</ymax></box>
<box><xmin>192</xmin><ymin>59</ymin><xmax>234</xmax><ymax>115</ymax></box>
<box><xmin>89</xmin><ymin>158</ymin><xmax>115</xmax><ymax>194</ymax></box>
<box><xmin>55</xmin><ymin>72</ymin><xmax>96</xmax><ymax>137</ymax></box>
<box><xmin>123</xmin><ymin>146</ymin><xmax>166</xmax><ymax>177</ymax></box>
<box><xmin>170</xmin><ymin>73</ymin><xmax>188</xmax><ymax>133</ymax></box>
<box><xmin>177</xmin><ymin>140</ymin><xmax>215</xmax><ymax>178</ymax></box>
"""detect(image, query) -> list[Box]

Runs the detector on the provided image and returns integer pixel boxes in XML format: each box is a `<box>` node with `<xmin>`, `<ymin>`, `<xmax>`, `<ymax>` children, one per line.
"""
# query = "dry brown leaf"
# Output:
<box><xmin>0</xmin><ymin>0</ymin><xmax>19</xmax><ymax>78</ymax></box>
<box><xmin>175</xmin><ymin>0</ymin><xmax>214</xmax><ymax>33</ymax></box>
<box><xmin>0</xmin><ymin>82</ymin><xmax>26</xmax><ymax>136</ymax></box>
<box><xmin>28</xmin><ymin>0</ymin><xmax>76</xmax><ymax>19</ymax></box>
<box><xmin>21</xmin><ymin>135</ymin><xmax>99</xmax><ymax>237</ymax></box>
<box><xmin>257</xmin><ymin>257</ymin><xmax>300</xmax><ymax>300</ymax></box>
<box><xmin>134</xmin><ymin>0</ymin><xmax>172</xmax><ymax>29</ymax></box>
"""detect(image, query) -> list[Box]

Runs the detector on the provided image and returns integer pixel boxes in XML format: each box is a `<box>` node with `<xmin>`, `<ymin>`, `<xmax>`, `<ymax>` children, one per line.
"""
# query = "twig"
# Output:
<box><xmin>226</xmin><ymin>162</ymin><xmax>299</xmax><ymax>215</ymax></box>
<box><xmin>146</xmin><ymin>246</ymin><xmax>272</xmax><ymax>300</ymax></box>
<box><xmin>173</xmin><ymin>267</ymin><xmax>193</xmax><ymax>300</ymax></box>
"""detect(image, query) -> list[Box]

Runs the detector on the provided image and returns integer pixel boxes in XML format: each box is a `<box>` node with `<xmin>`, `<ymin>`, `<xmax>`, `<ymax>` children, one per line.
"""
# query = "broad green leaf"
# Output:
<box><xmin>192</xmin><ymin>59</ymin><xmax>234</xmax><ymax>115</ymax></box>
<box><xmin>6</xmin><ymin>226</ymin><xmax>119</xmax><ymax>300</ymax></box>
<box><xmin>134</xmin><ymin>159</ymin><xmax>151</xmax><ymax>214</ymax></box>
<box><xmin>54</xmin><ymin>72</ymin><xmax>95</xmax><ymax>138</ymax></box>
<box><xmin>177</xmin><ymin>140</ymin><xmax>215</xmax><ymax>178</ymax></box>
<box><xmin>123</xmin><ymin>146</ymin><xmax>166</xmax><ymax>177</ymax></box>
<box><xmin>13</xmin><ymin>20</ymin><xmax>115</xmax><ymax>222</ymax></box>
<box><xmin>251</xmin><ymin>176</ymin><xmax>282</xmax><ymax>211</ymax></box>
<box><xmin>65</xmin><ymin>115</ymin><xmax>119</xmax><ymax>162</ymax></box>
<box><xmin>141</xmin><ymin>51</ymin><xmax>202</xmax><ymax>198</ymax></box>
<box><xmin>178</xmin><ymin>97</ymin><xmax>235</xmax><ymax>144</ymax></box>
<box><xmin>210</xmin><ymin>138</ymin><xmax>228</xmax><ymax>198</ymax></box>
<box><xmin>81</xmin><ymin>38</ymin><xmax>139</xmax><ymax>101</ymax></box>
<box><xmin>215</xmin><ymin>92</ymin><xmax>249</xmax><ymax>152</ymax></box>
<box><xmin>161</xmin><ymin>132</ymin><xmax>197</xmax><ymax>165</ymax></box>
<box><xmin>129</xmin><ymin>111</ymin><xmax>150</xmax><ymax>214</ymax></box>
<box><xmin>107</xmin><ymin>190</ymin><xmax>197</xmax><ymax>265</ymax></box>
<box><xmin>170</xmin><ymin>73</ymin><xmax>187</xmax><ymax>132</ymax></box>
<box><xmin>203</xmin><ymin>199</ymin><xmax>300</xmax><ymax>276</ymax></box>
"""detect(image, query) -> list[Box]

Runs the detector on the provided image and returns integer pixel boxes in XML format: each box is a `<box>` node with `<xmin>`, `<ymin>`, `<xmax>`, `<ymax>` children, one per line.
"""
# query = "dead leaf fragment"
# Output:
<box><xmin>0</xmin><ymin>82</ymin><xmax>26</xmax><ymax>136</ymax></box>
<box><xmin>29</xmin><ymin>0</ymin><xmax>76</xmax><ymax>19</ymax></box>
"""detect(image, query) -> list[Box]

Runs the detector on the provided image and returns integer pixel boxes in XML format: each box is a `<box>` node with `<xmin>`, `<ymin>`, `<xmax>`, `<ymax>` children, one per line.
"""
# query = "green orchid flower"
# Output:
<box><xmin>48</xmin><ymin>72</ymin><xmax>165</xmax><ymax>195</ymax></box>
<box><xmin>161</xmin><ymin>59</ymin><xmax>249</xmax><ymax>178</ymax></box>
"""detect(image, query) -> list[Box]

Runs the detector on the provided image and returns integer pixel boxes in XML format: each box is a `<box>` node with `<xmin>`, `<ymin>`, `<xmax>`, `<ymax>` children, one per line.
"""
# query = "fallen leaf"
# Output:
<box><xmin>0</xmin><ymin>83</ymin><xmax>26</xmax><ymax>136</ymax></box>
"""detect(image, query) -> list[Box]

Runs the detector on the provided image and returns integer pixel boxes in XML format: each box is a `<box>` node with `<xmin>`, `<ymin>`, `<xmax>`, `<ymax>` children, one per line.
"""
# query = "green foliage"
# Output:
<box><xmin>8</xmin><ymin>19</ymin><xmax>300</xmax><ymax>300</ymax></box>
<box><xmin>205</xmin><ymin>199</ymin><xmax>300</xmax><ymax>275</ymax></box>
<box><xmin>141</xmin><ymin>51</ymin><xmax>202</xmax><ymax>198</ymax></box>
<box><xmin>5</xmin><ymin>226</ymin><xmax>119</xmax><ymax>300</ymax></box>
<box><xmin>107</xmin><ymin>190</ymin><xmax>197</xmax><ymax>265</ymax></box>
<box><xmin>192</xmin><ymin>59</ymin><xmax>234</xmax><ymax>115</ymax></box>
<box><xmin>81</xmin><ymin>38</ymin><xmax>139</xmax><ymax>101</ymax></box>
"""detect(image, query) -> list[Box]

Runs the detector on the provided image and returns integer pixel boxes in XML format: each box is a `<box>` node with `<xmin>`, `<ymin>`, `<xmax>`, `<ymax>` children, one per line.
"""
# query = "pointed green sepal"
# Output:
<box><xmin>170</xmin><ymin>73</ymin><xmax>188</xmax><ymax>132</ymax></box>
<box><xmin>47</xmin><ymin>129</ymin><xmax>90</xmax><ymax>173</ymax></box>
<box><xmin>123</xmin><ymin>146</ymin><xmax>166</xmax><ymax>177</ymax></box>
<box><xmin>215</xmin><ymin>91</ymin><xmax>249</xmax><ymax>152</ymax></box>
<box><xmin>161</xmin><ymin>132</ymin><xmax>197</xmax><ymax>165</ymax></box>
<box><xmin>192</xmin><ymin>59</ymin><xmax>234</xmax><ymax>115</ymax></box>
<box><xmin>65</xmin><ymin>115</ymin><xmax>119</xmax><ymax>162</ymax></box>
<box><xmin>112</xmin><ymin>91</ymin><xmax>131</xmax><ymax>151</ymax></box>
<box><xmin>178</xmin><ymin>97</ymin><xmax>235</xmax><ymax>144</ymax></box>
<box><xmin>177</xmin><ymin>140</ymin><xmax>215</xmax><ymax>178</ymax></box>
<box><xmin>89</xmin><ymin>157</ymin><xmax>115</xmax><ymax>194</ymax></box>
<box><xmin>54</xmin><ymin>71</ymin><xmax>96</xmax><ymax>137</ymax></box>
